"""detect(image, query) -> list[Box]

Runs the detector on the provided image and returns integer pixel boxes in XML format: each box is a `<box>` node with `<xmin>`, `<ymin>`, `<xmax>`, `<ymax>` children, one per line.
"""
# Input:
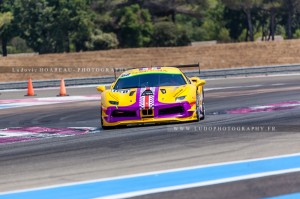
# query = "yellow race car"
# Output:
<box><xmin>97</xmin><ymin>66</ymin><xmax>206</xmax><ymax>129</ymax></box>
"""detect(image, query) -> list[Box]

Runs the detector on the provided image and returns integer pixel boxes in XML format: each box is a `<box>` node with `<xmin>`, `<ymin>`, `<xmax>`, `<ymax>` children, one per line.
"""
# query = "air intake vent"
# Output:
<box><xmin>141</xmin><ymin>109</ymin><xmax>154</xmax><ymax>118</ymax></box>
<box><xmin>160</xmin><ymin>89</ymin><xmax>166</xmax><ymax>94</ymax></box>
<box><xmin>129</xmin><ymin>91</ymin><xmax>135</xmax><ymax>96</ymax></box>
<box><xmin>158</xmin><ymin>106</ymin><xmax>184</xmax><ymax>115</ymax></box>
<box><xmin>112</xmin><ymin>110</ymin><xmax>136</xmax><ymax>117</ymax></box>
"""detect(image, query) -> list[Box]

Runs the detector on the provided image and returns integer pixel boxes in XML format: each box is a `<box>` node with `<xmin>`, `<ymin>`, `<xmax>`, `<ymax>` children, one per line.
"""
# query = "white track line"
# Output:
<box><xmin>2</xmin><ymin>152</ymin><xmax>300</xmax><ymax>196</ymax></box>
<box><xmin>98</xmin><ymin>168</ymin><xmax>300</xmax><ymax>199</ymax></box>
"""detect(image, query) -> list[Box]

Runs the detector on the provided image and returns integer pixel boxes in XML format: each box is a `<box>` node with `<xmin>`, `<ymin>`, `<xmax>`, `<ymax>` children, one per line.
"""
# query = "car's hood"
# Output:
<box><xmin>106</xmin><ymin>85</ymin><xmax>188</xmax><ymax>107</ymax></box>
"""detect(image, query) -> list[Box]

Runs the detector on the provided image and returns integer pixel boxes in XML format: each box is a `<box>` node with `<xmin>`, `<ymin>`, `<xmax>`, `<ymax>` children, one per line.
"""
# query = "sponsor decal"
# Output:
<box><xmin>141</xmin><ymin>89</ymin><xmax>153</xmax><ymax>96</ymax></box>
<box><xmin>120</xmin><ymin>73</ymin><xmax>131</xmax><ymax>78</ymax></box>
<box><xmin>139</xmin><ymin>67</ymin><xmax>152</xmax><ymax>71</ymax></box>
<box><xmin>111</xmin><ymin>89</ymin><xmax>130</xmax><ymax>94</ymax></box>
<box><xmin>152</xmin><ymin>67</ymin><xmax>161</xmax><ymax>70</ymax></box>
<box><xmin>139</xmin><ymin>87</ymin><xmax>155</xmax><ymax>109</ymax></box>
<box><xmin>139</xmin><ymin>67</ymin><xmax>162</xmax><ymax>71</ymax></box>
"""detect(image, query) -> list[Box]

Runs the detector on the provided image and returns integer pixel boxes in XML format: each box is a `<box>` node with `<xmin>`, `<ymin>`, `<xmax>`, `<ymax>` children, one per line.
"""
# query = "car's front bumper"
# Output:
<box><xmin>102</xmin><ymin>101</ymin><xmax>197</xmax><ymax>127</ymax></box>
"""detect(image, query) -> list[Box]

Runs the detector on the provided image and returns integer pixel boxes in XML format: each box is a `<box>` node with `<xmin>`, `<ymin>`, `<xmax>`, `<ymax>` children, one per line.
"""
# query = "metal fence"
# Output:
<box><xmin>1</xmin><ymin>64</ymin><xmax>300</xmax><ymax>90</ymax></box>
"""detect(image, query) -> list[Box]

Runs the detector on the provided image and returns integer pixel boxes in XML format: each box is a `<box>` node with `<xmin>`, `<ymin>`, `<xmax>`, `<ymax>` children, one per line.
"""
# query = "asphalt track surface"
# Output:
<box><xmin>0</xmin><ymin>74</ymin><xmax>300</xmax><ymax>198</ymax></box>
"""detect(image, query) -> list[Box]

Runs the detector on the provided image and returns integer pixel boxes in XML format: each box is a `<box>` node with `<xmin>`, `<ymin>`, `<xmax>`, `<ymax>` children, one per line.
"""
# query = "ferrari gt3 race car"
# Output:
<box><xmin>97</xmin><ymin>66</ymin><xmax>206</xmax><ymax>129</ymax></box>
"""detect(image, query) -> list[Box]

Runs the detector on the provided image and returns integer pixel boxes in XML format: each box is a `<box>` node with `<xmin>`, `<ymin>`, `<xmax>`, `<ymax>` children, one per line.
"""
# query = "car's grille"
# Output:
<box><xmin>141</xmin><ymin>109</ymin><xmax>154</xmax><ymax>118</ymax></box>
<box><xmin>158</xmin><ymin>106</ymin><xmax>184</xmax><ymax>115</ymax></box>
<box><xmin>111</xmin><ymin>110</ymin><xmax>136</xmax><ymax>117</ymax></box>
<box><xmin>142</xmin><ymin>109</ymin><xmax>153</xmax><ymax>115</ymax></box>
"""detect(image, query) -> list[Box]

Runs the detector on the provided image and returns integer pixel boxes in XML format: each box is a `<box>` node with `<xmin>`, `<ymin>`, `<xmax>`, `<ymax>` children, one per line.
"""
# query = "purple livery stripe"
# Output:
<box><xmin>139</xmin><ymin>87</ymin><xmax>155</xmax><ymax>109</ymax></box>
<box><xmin>104</xmin><ymin>87</ymin><xmax>193</xmax><ymax>123</ymax></box>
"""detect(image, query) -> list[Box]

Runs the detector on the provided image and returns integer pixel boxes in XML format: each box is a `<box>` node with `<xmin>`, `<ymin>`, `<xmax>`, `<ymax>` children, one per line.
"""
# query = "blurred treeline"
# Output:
<box><xmin>1</xmin><ymin>0</ymin><xmax>300</xmax><ymax>56</ymax></box>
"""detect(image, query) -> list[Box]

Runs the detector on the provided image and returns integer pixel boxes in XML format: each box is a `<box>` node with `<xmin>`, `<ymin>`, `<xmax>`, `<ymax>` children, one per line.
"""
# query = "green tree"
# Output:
<box><xmin>175</xmin><ymin>1</ymin><xmax>231</xmax><ymax>42</ymax></box>
<box><xmin>93</xmin><ymin>0</ymin><xmax>209</xmax><ymax>22</ymax></box>
<box><xmin>223</xmin><ymin>7</ymin><xmax>248</xmax><ymax>40</ymax></box>
<box><xmin>93</xmin><ymin>0</ymin><xmax>211</xmax><ymax>46</ymax></box>
<box><xmin>115</xmin><ymin>4</ymin><xmax>153</xmax><ymax>48</ymax></box>
<box><xmin>0</xmin><ymin>0</ymin><xmax>19</xmax><ymax>56</ymax></box>
<box><xmin>0</xmin><ymin>12</ymin><xmax>13</xmax><ymax>56</ymax></box>
<box><xmin>202</xmin><ymin>0</ymin><xmax>231</xmax><ymax>42</ymax></box>
<box><xmin>151</xmin><ymin>21</ymin><xmax>191</xmax><ymax>46</ymax></box>
<box><xmin>142</xmin><ymin>0</ymin><xmax>209</xmax><ymax>22</ymax></box>
<box><xmin>261</xmin><ymin>0</ymin><xmax>282</xmax><ymax>40</ymax></box>
<box><xmin>14</xmin><ymin>0</ymin><xmax>94</xmax><ymax>54</ymax></box>
<box><xmin>281</xmin><ymin>0</ymin><xmax>300</xmax><ymax>39</ymax></box>
<box><xmin>63</xmin><ymin>0</ymin><xmax>94</xmax><ymax>52</ymax></box>
<box><xmin>152</xmin><ymin>21</ymin><xmax>179</xmax><ymax>46</ymax></box>
<box><xmin>175</xmin><ymin>14</ymin><xmax>203</xmax><ymax>41</ymax></box>
<box><xmin>293</xmin><ymin>29</ymin><xmax>300</xmax><ymax>38</ymax></box>
<box><xmin>14</xmin><ymin>0</ymin><xmax>56</xmax><ymax>53</ymax></box>
<box><xmin>0</xmin><ymin>12</ymin><xmax>13</xmax><ymax>28</ymax></box>
<box><xmin>85</xmin><ymin>29</ymin><xmax>119</xmax><ymax>50</ymax></box>
<box><xmin>222</xmin><ymin>0</ymin><xmax>262</xmax><ymax>41</ymax></box>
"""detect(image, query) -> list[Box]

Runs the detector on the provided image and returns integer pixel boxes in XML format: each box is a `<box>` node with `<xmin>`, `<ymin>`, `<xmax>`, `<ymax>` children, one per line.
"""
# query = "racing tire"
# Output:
<box><xmin>100</xmin><ymin>108</ymin><xmax>112</xmax><ymax>130</ymax></box>
<box><xmin>199</xmin><ymin>102</ymin><xmax>205</xmax><ymax>120</ymax></box>
<box><xmin>200</xmin><ymin>90</ymin><xmax>205</xmax><ymax>120</ymax></box>
<box><xmin>100</xmin><ymin>108</ymin><xmax>126</xmax><ymax>129</ymax></box>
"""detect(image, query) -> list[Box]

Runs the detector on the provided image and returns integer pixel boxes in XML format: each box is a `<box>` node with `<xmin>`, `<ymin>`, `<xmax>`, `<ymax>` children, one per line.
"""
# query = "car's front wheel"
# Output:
<box><xmin>100</xmin><ymin>108</ymin><xmax>112</xmax><ymax>130</ymax></box>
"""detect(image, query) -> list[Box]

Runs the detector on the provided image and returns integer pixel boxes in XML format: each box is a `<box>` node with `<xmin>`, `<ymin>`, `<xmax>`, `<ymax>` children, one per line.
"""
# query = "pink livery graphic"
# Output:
<box><xmin>0</xmin><ymin>127</ymin><xmax>98</xmax><ymax>144</ymax></box>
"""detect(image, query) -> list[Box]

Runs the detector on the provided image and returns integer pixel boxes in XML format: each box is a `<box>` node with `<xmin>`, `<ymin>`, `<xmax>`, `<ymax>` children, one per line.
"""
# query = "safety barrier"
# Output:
<box><xmin>1</xmin><ymin>64</ymin><xmax>300</xmax><ymax>90</ymax></box>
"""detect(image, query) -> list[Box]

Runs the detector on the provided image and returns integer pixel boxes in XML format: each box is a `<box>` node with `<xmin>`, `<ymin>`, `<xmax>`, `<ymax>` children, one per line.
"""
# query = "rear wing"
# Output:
<box><xmin>164</xmin><ymin>63</ymin><xmax>201</xmax><ymax>74</ymax></box>
<box><xmin>113</xmin><ymin>63</ymin><xmax>200</xmax><ymax>80</ymax></box>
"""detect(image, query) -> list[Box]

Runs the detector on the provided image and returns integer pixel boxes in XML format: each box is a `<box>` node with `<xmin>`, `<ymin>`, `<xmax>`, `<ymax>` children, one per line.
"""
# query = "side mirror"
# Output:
<box><xmin>190</xmin><ymin>77</ymin><xmax>206</xmax><ymax>87</ymax></box>
<box><xmin>190</xmin><ymin>77</ymin><xmax>199</xmax><ymax>84</ymax></box>
<box><xmin>97</xmin><ymin>85</ymin><xmax>106</xmax><ymax>92</ymax></box>
<box><xmin>197</xmin><ymin>79</ymin><xmax>206</xmax><ymax>87</ymax></box>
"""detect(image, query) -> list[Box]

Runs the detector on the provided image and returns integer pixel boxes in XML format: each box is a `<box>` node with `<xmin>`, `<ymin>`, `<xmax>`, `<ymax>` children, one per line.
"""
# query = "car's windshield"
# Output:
<box><xmin>114</xmin><ymin>73</ymin><xmax>187</xmax><ymax>89</ymax></box>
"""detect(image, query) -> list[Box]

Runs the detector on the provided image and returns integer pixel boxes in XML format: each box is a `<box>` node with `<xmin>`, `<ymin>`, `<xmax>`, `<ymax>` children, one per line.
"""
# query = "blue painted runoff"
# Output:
<box><xmin>1</xmin><ymin>154</ymin><xmax>300</xmax><ymax>199</ymax></box>
<box><xmin>265</xmin><ymin>192</ymin><xmax>300</xmax><ymax>199</ymax></box>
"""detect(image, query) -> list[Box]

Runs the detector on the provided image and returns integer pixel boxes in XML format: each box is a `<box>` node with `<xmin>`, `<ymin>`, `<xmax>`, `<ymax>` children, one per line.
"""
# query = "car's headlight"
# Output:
<box><xmin>176</xmin><ymin>96</ymin><xmax>186</xmax><ymax>101</ymax></box>
<box><xmin>109</xmin><ymin>101</ymin><xmax>119</xmax><ymax>105</ymax></box>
